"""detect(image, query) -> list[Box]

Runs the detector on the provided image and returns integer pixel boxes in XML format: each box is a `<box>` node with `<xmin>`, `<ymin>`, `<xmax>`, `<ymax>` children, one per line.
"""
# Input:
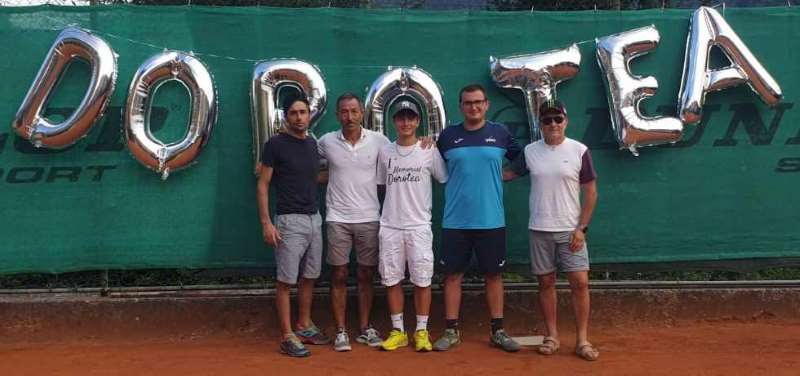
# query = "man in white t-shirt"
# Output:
<box><xmin>376</xmin><ymin>100</ymin><xmax>448</xmax><ymax>352</ymax></box>
<box><xmin>504</xmin><ymin>101</ymin><xmax>600</xmax><ymax>361</ymax></box>
<box><xmin>318</xmin><ymin>93</ymin><xmax>390</xmax><ymax>351</ymax></box>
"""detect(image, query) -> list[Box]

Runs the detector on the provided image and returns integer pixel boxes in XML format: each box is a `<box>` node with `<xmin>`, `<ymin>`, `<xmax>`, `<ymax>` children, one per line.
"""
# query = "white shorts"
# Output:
<box><xmin>378</xmin><ymin>226</ymin><xmax>434</xmax><ymax>287</ymax></box>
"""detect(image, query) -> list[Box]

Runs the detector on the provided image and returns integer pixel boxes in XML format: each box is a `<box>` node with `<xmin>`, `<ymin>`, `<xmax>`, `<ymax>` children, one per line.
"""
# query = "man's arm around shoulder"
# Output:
<box><xmin>503</xmin><ymin>150</ymin><xmax>528</xmax><ymax>182</ymax></box>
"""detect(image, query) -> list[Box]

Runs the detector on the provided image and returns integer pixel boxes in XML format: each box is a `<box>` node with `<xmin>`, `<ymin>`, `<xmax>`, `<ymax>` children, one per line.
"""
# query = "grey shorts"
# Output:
<box><xmin>529</xmin><ymin>230</ymin><xmax>590</xmax><ymax>275</ymax></box>
<box><xmin>274</xmin><ymin>213</ymin><xmax>323</xmax><ymax>285</ymax></box>
<box><xmin>326</xmin><ymin>221</ymin><xmax>380</xmax><ymax>267</ymax></box>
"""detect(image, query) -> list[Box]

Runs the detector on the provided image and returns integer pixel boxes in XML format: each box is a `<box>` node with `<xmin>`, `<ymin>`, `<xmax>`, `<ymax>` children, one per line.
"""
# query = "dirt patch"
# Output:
<box><xmin>2</xmin><ymin>320</ymin><xmax>799</xmax><ymax>375</ymax></box>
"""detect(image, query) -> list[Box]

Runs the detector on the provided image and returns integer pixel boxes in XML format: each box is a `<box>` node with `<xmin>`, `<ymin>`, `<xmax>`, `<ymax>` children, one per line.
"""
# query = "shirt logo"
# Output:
<box><xmin>454</xmin><ymin>138</ymin><xmax>464</xmax><ymax>144</ymax></box>
<box><xmin>485</xmin><ymin>137</ymin><xmax>496</xmax><ymax>143</ymax></box>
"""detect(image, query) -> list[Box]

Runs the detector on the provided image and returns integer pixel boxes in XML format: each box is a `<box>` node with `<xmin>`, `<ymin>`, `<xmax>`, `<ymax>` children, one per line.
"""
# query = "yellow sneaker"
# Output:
<box><xmin>381</xmin><ymin>329</ymin><xmax>409</xmax><ymax>351</ymax></box>
<box><xmin>414</xmin><ymin>329</ymin><xmax>433</xmax><ymax>352</ymax></box>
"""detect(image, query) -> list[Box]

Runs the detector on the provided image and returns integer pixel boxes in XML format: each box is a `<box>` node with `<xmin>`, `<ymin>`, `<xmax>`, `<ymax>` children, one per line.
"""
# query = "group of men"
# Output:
<box><xmin>255</xmin><ymin>84</ymin><xmax>599</xmax><ymax>361</ymax></box>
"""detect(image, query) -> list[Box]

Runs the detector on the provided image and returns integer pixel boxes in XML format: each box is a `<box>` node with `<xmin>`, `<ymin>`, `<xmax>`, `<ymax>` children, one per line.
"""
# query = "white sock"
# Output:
<box><xmin>391</xmin><ymin>313</ymin><xmax>404</xmax><ymax>332</ymax></box>
<box><xmin>416</xmin><ymin>315</ymin><xmax>429</xmax><ymax>331</ymax></box>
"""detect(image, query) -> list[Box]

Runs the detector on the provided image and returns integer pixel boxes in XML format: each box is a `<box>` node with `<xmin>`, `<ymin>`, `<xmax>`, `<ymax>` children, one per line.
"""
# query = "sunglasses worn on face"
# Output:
<box><xmin>541</xmin><ymin>116</ymin><xmax>564</xmax><ymax>126</ymax></box>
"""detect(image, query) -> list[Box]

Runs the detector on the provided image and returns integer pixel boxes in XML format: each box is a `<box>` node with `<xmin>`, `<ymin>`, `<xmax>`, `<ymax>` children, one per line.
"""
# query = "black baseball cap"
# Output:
<box><xmin>391</xmin><ymin>100</ymin><xmax>420</xmax><ymax>118</ymax></box>
<box><xmin>539</xmin><ymin>100</ymin><xmax>567</xmax><ymax>118</ymax></box>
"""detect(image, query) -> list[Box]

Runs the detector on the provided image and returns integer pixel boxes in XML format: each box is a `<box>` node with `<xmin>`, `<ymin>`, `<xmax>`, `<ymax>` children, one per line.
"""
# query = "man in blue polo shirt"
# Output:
<box><xmin>433</xmin><ymin>84</ymin><xmax>522</xmax><ymax>352</ymax></box>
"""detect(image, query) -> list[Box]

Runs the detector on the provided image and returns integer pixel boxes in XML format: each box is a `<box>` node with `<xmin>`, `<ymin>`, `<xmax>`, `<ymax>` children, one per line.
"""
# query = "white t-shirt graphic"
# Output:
<box><xmin>377</xmin><ymin>141</ymin><xmax>448</xmax><ymax>229</ymax></box>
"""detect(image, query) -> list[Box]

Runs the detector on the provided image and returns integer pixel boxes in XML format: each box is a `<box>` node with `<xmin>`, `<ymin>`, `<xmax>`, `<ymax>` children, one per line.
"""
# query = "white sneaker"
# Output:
<box><xmin>355</xmin><ymin>326</ymin><xmax>382</xmax><ymax>347</ymax></box>
<box><xmin>334</xmin><ymin>329</ymin><xmax>352</xmax><ymax>352</ymax></box>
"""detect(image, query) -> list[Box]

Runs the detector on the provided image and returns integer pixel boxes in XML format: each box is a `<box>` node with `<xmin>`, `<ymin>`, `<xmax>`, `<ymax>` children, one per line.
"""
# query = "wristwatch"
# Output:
<box><xmin>576</xmin><ymin>224</ymin><xmax>589</xmax><ymax>233</ymax></box>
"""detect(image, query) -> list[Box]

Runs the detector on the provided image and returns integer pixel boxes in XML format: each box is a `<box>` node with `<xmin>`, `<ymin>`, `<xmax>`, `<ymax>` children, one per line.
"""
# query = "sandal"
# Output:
<box><xmin>575</xmin><ymin>342</ymin><xmax>600</xmax><ymax>361</ymax></box>
<box><xmin>537</xmin><ymin>336</ymin><xmax>560</xmax><ymax>355</ymax></box>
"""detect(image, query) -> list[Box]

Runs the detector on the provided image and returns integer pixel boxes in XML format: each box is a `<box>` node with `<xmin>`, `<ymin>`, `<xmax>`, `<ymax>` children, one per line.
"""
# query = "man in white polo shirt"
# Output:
<box><xmin>318</xmin><ymin>93</ymin><xmax>390</xmax><ymax>351</ymax></box>
<box><xmin>504</xmin><ymin>101</ymin><xmax>599</xmax><ymax>361</ymax></box>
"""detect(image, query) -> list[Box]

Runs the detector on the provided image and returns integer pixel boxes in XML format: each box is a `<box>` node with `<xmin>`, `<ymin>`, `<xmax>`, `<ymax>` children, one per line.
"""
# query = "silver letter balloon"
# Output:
<box><xmin>679</xmin><ymin>6</ymin><xmax>782</xmax><ymax>125</ymax></box>
<box><xmin>596</xmin><ymin>25</ymin><xmax>684</xmax><ymax>155</ymax></box>
<box><xmin>123</xmin><ymin>51</ymin><xmax>217</xmax><ymax>180</ymax></box>
<box><xmin>12</xmin><ymin>27</ymin><xmax>117</xmax><ymax>149</ymax></box>
<box><xmin>490</xmin><ymin>44</ymin><xmax>581</xmax><ymax>142</ymax></box>
<box><xmin>250</xmin><ymin>59</ymin><xmax>327</xmax><ymax>175</ymax></box>
<box><xmin>364</xmin><ymin>67</ymin><xmax>446</xmax><ymax>138</ymax></box>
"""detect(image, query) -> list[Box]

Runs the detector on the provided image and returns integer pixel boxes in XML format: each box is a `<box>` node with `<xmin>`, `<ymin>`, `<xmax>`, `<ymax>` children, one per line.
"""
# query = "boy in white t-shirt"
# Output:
<box><xmin>376</xmin><ymin>100</ymin><xmax>448</xmax><ymax>352</ymax></box>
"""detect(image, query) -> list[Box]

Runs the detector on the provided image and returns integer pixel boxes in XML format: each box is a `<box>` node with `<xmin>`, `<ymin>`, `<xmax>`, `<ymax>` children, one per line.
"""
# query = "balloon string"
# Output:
<box><xmin>34</xmin><ymin>17</ymin><xmax>461</xmax><ymax>68</ymax></box>
<box><xmin>36</xmin><ymin>16</ymin><xmax>609</xmax><ymax>67</ymax></box>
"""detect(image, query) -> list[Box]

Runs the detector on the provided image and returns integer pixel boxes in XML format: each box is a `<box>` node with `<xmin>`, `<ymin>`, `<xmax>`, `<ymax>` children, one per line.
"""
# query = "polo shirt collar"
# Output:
<box><xmin>337</xmin><ymin>127</ymin><xmax>368</xmax><ymax>143</ymax></box>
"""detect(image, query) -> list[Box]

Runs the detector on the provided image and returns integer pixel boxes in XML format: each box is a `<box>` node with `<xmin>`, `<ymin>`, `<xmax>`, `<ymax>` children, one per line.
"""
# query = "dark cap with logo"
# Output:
<box><xmin>539</xmin><ymin>100</ymin><xmax>567</xmax><ymax>118</ymax></box>
<box><xmin>391</xmin><ymin>100</ymin><xmax>420</xmax><ymax>118</ymax></box>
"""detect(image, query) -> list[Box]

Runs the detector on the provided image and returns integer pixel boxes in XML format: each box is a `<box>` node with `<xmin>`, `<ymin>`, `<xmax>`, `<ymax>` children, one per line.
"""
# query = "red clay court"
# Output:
<box><xmin>4</xmin><ymin>319</ymin><xmax>800</xmax><ymax>375</ymax></box>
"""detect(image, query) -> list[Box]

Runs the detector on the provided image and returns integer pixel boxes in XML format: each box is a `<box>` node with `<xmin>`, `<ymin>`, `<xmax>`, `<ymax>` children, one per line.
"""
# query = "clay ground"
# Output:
<box><xmin>3</xmin><ymin>318</ymin><xmax>799</xmax><ymax>376</ymax></box>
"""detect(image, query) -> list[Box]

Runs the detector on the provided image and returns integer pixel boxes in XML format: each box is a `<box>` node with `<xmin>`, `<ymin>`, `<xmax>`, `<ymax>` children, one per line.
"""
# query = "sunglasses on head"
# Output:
<box><xmin>541</xmin><ymin>116</ymin><xmax>564</xmax><ymax>125</ymax></box>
